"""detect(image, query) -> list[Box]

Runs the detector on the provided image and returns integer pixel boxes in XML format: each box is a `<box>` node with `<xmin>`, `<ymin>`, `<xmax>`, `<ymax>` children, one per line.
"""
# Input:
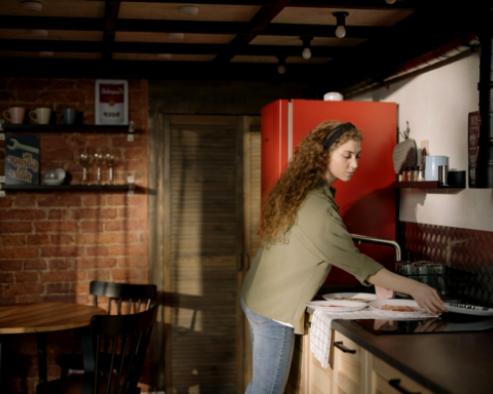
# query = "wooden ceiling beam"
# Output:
<box><xmin>102</xmin><ymin>0</ymin><xmax>121</xmax><ymax>60</ymax></box>
<box><xmin>0</xmin><ymin>39</ymin><xmax>349</xmax><ymax>57</ymax></box>
<box><xmin>213</xmin><ymin>0</ymin><xmax>289</xmax><ymax>63</ymax></box>
<box><xmin>0</xmin><ymin>16</ymin><xmax>388</xmax><ymax>38</ymax></box>
<box><xmin>0</xmin><ymin>56</ymin><xmax>330</xmax><ymax>83</ymax></box>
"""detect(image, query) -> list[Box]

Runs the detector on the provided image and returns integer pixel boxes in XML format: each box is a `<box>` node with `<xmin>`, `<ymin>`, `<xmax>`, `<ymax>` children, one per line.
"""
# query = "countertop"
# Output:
<box><xmin>332</xmin><ymin>319</ymin><xmax>493</xmax><ymax>394</ymax></box>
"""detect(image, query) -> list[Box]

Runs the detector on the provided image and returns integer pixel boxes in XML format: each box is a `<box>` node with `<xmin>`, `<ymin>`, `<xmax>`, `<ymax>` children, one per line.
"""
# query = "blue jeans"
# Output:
<box><xmin>242</xmin><ymin>300</ymin><xmax>295</xmax><ymax>394</ymax></box>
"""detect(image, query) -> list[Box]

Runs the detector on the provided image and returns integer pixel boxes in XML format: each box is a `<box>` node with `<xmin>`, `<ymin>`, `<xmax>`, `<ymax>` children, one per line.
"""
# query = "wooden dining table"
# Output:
<box><xmin>0</xmin><ymin>302</ymin><xmax>105</xmax><ymax>385</ymax></box>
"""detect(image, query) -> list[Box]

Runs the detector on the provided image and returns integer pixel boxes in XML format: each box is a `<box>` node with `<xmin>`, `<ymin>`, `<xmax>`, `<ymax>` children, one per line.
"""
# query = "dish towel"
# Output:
<box><xmin>308</xmin><ymin>307</ymin><xmax>435</xmax><ymax>368</ymax></box>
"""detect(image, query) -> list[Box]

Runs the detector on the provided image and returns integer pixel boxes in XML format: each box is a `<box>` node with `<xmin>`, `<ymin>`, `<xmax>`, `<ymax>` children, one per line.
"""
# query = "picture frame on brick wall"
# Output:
<box><xmin>95</xmin><ymin>79</ymin><xmax>129</xmax><ymax>125</ymax></box>
<box><xmin>5</xmin><ymin>133</ymin><xmax>40</xmax><ymax>185</ymax></box>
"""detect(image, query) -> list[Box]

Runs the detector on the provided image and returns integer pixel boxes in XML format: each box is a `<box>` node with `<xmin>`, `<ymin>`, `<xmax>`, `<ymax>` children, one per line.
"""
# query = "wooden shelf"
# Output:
<box><xmin>396</xmin><ymin>181</ymin><xmax>465</xmax><ymax>192</ymax></box>
<box><xmin>0</xmin><ymin>184</ymin><xmax>145</xmax><ymax>193</ymax></box>
<box><xmin>0</xmin><ymin>123</ymin><xmax>135</xmax><ymax>134</ymax></box>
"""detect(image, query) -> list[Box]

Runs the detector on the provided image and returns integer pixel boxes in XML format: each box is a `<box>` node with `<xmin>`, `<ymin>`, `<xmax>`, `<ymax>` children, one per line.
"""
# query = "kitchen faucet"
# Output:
<box><xmin>350</xmin><ymin>233</ymin><xmax>402</xmax><ymax>263</ymax></box>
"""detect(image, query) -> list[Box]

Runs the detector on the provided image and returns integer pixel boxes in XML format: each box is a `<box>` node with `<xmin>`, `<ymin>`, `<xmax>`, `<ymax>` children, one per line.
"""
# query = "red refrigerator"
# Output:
<box><xmin>261</xmin><ymin>99</ymin><xmax>398</xmax><ymax>286</ymax></box>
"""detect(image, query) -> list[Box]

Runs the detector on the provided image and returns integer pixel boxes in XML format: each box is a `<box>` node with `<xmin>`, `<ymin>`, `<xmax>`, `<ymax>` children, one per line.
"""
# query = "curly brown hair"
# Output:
<box><xmin>261</xmin><ymin>120</ymin><xmax>362</xmax><ymax>245</ymax></box>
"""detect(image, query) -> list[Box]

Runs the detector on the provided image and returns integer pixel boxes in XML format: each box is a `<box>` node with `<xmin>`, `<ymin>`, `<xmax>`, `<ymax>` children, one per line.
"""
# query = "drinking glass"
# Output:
<box><xmin>93</xmin><ymin>150</ymin><xmax>105</xmax><ymax>184</ymax></box>
<box><xmin>104</xmin><ymin>151</ymin><xmax>116</xmax><ymax>184</ymax></box>
<box><xmin>78</xmin><ymin>150</ymin><xmax>93</xmax><ymax>184</ymax></box>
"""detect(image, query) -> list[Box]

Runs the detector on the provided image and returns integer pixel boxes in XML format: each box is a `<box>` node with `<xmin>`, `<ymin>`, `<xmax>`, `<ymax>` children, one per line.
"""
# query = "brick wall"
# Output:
<box><xmin>0</xmin><ymin>77</ymin><xmax>150</xmax><ymax>393</ymax></box>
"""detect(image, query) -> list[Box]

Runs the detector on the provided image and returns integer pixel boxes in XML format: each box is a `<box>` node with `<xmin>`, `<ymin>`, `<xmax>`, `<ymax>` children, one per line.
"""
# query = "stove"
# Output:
<box><xmin>352</xmin><ymin>313</ymin><xmax>493</xmax><ymax>335</ymax></box>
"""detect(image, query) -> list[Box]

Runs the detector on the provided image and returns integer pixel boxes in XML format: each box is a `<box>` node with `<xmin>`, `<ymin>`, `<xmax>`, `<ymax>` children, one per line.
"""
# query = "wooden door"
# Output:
<box><xmin>157</xmin><ymin>114</ymin><xmax>253</xmax><ymax>393</ymax></box>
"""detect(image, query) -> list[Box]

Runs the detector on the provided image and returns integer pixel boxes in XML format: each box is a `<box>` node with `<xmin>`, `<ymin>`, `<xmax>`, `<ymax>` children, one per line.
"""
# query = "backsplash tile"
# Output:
<box><xmin>399</xmin><ymin>221</ymin><xmax>493</xmax><ymax>306</ymax></box>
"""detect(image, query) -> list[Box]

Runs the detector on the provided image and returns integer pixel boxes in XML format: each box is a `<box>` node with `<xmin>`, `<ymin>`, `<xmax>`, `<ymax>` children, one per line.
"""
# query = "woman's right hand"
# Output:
<box><xmin>409</xmin><ymin>281</ymin><xmax>445</xmax><ymax>315</ymax></box>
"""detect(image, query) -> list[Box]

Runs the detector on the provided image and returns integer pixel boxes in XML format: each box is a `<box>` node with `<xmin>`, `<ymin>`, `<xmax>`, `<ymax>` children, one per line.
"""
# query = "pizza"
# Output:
<box><xmin>380</xmin><ymin>304</ymin><xmax>420</xmax><ymax>312</ymax></box>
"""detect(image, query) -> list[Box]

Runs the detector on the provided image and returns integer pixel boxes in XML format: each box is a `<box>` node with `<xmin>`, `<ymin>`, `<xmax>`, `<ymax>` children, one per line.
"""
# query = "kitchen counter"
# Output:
<box><xmin>332</xmin><ymin>319</ymin><xmax>493</xmax><ymax>394</ymax></box>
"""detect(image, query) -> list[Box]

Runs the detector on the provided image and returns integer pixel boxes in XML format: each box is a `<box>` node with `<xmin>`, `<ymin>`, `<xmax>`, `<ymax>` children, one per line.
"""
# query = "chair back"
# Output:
<box><xmin>89</xmin><ymin>280</ymin><xmax>157</xmax><ymax>315</ymax></box>
<box><xmin>89</xmin><ymin>305</ymin><xmax>157</xmax><ymax>394</ymax></box>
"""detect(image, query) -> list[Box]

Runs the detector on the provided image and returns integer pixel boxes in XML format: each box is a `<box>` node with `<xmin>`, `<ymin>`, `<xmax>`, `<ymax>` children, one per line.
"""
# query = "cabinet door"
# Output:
<box><xmin>370</xmin><ymin>357</ymin><xmax>432</xmax><ymax>394</ymax></box>
<box><xmin>332</xmin><ymin>331</ymin><xmax>366</xmax><ymax>394</ymax></box>
<box><xmin>308</xmin><ymin>351</ymin><xmax>333</xmax><ymax>394</ymax></box>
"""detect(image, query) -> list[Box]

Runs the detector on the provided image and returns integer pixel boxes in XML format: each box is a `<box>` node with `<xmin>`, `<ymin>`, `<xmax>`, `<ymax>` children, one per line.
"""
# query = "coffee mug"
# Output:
<box><xmin>424</xmin><ymin>155</ymin><xmax>449</xmax><ymax>181</ymax></box>
<box><xmin>3</xmin><ymin>106</ymin><xmax>26</xmax><ymax>124</ymax></box>
<box><xmin>61</xmin><ymin>107</ymin><xmax>77</xmax><ymax>125</ymax></box>
<box><xmin>29</xmin><ymin>107</ymin><xmax>52</xmax><ymax>125</ymax></box>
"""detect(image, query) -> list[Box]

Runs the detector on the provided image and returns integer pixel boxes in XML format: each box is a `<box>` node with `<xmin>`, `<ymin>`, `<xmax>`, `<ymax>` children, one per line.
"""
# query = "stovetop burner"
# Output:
<box><xmin>352</xmin><ymin>313</ymin><xmax>493</xmax><ymax>335</ymax></box>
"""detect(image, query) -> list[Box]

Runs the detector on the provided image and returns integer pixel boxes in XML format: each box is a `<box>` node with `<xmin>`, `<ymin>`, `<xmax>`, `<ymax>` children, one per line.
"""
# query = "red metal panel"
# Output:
<box><xmin>260</xmin><ymin>100</ymin><xmax>290</xmax><ymax>200</ymax></box>
<box><xmin>261</xmin><ymin>99</ymin><xmax>397</xmax><ymax>286</ymax></box>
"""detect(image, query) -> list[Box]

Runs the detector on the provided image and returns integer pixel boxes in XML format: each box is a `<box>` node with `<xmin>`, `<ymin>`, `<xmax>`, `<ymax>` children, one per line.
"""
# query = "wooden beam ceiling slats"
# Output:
<box><xmin>213</xmin><ymin>0</ymin><xmax>289</xmax><ymax>63</ymax></box>
<box><xmin>103</xmin><ymin>0</ymin><xmax>121</xmax><ymax>60</ymax></box>
<box><xmin>0</xmin><ymin>39</ymin><xmax>349</xmax><ymax>57</ymax></box>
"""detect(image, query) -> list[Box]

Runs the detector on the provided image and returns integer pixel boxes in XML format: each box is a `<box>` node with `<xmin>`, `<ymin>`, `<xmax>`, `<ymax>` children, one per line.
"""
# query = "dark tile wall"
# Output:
<box><xmin>400</xmin><ymin>221</ymin><xmax>493</xmax><ymax>306</ymax></box>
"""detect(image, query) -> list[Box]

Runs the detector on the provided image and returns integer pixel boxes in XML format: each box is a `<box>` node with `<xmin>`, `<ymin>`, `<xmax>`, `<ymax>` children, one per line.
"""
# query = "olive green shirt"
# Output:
<box><xmin>241</xmin><ymin>184</ymin><xmax>383</xmax><ymax>334</ymax></box>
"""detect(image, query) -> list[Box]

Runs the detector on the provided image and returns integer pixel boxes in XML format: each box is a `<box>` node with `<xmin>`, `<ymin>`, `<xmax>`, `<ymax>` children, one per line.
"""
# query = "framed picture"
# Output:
<box><xmin>95</xmin><ymin>79</ymin><xmax>129</xmax><ymax>125</ymax></box>
<box><xmin>5</xmin><ymin>134</ymin><xmax>40</xmax><ymax>185</ymax></box>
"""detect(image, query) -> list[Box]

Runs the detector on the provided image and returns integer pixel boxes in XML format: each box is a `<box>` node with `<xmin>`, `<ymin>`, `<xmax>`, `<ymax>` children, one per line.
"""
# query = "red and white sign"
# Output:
<box><xmin>95</xmin><ymin>79</ymin><xmax>128</xmax><ymax>125</ymax></box>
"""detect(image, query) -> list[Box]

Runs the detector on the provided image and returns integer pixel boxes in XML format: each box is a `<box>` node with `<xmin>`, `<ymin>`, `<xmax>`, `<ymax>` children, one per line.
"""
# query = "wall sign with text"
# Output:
<box><xmin>95</xmin><ymin>79</ymin><xmax>129</xmax><ymax>125</ymax></box>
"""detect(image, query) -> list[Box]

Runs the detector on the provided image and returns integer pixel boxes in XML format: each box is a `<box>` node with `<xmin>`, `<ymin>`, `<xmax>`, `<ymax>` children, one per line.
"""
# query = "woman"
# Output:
<box><xmin>240</xmin><ymin>120</ymin><xmax>444</xmax><ymax>394</ymax></box>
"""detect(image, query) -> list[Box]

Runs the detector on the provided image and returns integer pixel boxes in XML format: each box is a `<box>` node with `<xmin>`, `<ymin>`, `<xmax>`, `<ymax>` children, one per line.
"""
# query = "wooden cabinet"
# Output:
<box><xmin>301</xmin><ymin>327</ymin><xmax>432</xmax><ymax>394</ymax></box>
<box><xmin>370</xmin><ymin>357</ymin><xmax>432</xmax><ymax>394</ymax></box>
<box><xmin>308</xmin><ymin>350</ymin><xmax>333</xmax><ymax>394</ymax></box>
<box><xmin>332</xmin><ymin>331</ymin><xmax>368</xmax><ymax>394</ymax></box>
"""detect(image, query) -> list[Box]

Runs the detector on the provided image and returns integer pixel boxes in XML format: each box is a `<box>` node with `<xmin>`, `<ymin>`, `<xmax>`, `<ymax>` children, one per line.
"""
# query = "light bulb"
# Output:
<box><xmin>301</xmin><ymin>47</ymin><xmax>312</xmax><ymax>60</ymax></box>
<box><xmin>21</xmin><ymin>0</ymin><xmax>43</xmax><ymax>12</ymax></box>
<box><xmin>277</xmin><ymin>63</ymin><xmax>286</xmax><ymax>75</ymax></box>
<box><xmin>335</xmin><ymin>24</ymin><xmax>346</xmax><ymax>39</ymax></box>
<box><xmin>178</xmin><ymin>5</ymin><xmax>199</xmax><ymax>16</ymax></box>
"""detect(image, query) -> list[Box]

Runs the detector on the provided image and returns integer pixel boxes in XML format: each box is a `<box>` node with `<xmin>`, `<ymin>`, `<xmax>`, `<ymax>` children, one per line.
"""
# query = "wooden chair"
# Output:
<box><xmin>37</xmin><ymin>305</ymin><xmax>158</xmax><ymax>394</ymax></box>
<box><xmin>56</xmin><ymin>280</ymin><xmax>157</xmax><ymax>378</ymax></box>
<box><xmin>88</xmin><ymin>280</ymin><xmax>158</xmax><ymax>315</ymax></box>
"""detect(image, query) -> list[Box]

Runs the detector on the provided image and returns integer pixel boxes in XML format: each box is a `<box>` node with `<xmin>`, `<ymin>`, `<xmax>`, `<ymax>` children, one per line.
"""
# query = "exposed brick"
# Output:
<box><xmin>77</xmin><ymin>231</ymin><xmax>141</xmax><ymax>244</ymax></box>
<box><xmin>0</xmin><ymin>234</ymin><xmax>27</xmax><ymax>246</ymax></box>
<box><xmin>48</xmin><ymin>259</ymin><xmax>75</xmax><ymax>270</ymax></box>
<box><xmin>46</xmin><ymin>282</ymin><xmax>72</xmax><ymax>293</ymax></box>
<box><xmin>72</xmin><ymin>208</ymin><xmax>118</xmax><ymax>220</ymax></box>
<box><xmin>0</xmin><ymin>247</ymin><xmax>39</xmax><ymax>259</ymax></box>
<box><xmin>37</xmin><ymin>195</ymin><xmax>82</xmax><ymax>207</ymax></box>
<box><xmin>34</xmin><ymin>221</ymin><xmax>78</xmax><ymax>232</ymax></box>
<box><xmin>0</xmin><ymin>209</ymin><xmax>46</xmax><ymax>220</ymax></box>
<box><xmin>24</xmin><ymin>260</ymin><xmax>48</xmax><ymax>270</ymax></box>
<box><xmin>48</xmin><ymin>209</ymin><xmax>72</xmax><ymax>220</ymax></box>
<box><xmin>0</xmin><ymin>77</ymin><xmax>149</xmax><ymax>394</ymax></box>
<box><xmin>0</xmin><ymin>260</ymin><xmax>23</xmax><ymax>270</ymax></box>
<box><xmin>15</xmin><ymin>271</ymin><xmax>39</xmax><ymax>282</ymax></box>
<box><xmin>0</xmin><ymin>222</ymin><xmax>33</xmax><ymax>233</ymax></box>
<box><xmin>0</xmin><ymin>273</ymin><xmax>14</xmax><ymax>283</ymax></box>
<box><xmin>12</xmin><ymin>195</ymin><xmax>38</xmax><ymax>207</ymax></box>
<box><xmin>84</xmin><ymin>246</ymin><xmax>110</xmax><ymax>257</ymax></box>
<box><xmin>77</xmin><ymin>257</ymin><xmax>117</xmax><ymax>269</ymax></box>
<box><xmin>40</xmin><ymin>271</ymin><xmax>76</xmax><ymax>282</ymax></box>
<box><xmin>107</xmin><ymin>243</ymin><xmax>147</xmax><ymax>256</ymax></box>
<box><xmin>4</xmin><ymin>283</ymin><xmax>44</xmax><ymax>296</ymax></box>
<box><xmin>26</xmin><ymin>234</ymin><xmax>51</xmax><ymax>245</ymax></box>
<box><xmin>104</xmin><ymin>219</ymin><xmax>146</xmax><ymax>231</ymax></box>
<box><xmin>50</xmin><ymin>234</ymin><xmax>75</xmax><ymax>244</ymax></box>
<box><xmin>79</xmin><ymin>221</ymin><xmax>105</xmax><ymax>232</ymax></box>
<box><xmin>40</xmin><ymin>245</ymin><xmax>80</xmax><ymax>257</ymax></box>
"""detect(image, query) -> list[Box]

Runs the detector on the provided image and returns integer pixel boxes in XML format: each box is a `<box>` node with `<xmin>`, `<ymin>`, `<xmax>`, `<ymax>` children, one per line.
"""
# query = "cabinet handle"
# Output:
<box><xmin>388</xmin><ymin>378</ymin><xmax>420</xmax><ymax>394</ymax></box>
<box><xmin>333</xmin><ymin>341</ymin><xmax>356</xmax><ymax>354</ymax></box>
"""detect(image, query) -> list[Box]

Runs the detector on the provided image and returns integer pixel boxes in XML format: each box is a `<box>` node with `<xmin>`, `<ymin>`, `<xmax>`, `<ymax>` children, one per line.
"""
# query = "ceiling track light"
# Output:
<box><xmin>300</xmin><ymin>36</ymin><xmax>313</xmax><ymax>60</ymax></box>
<box><xmin>333</xmin><ymin>11</ymin><xmax>349</xmax><ymax>39</ymax></box>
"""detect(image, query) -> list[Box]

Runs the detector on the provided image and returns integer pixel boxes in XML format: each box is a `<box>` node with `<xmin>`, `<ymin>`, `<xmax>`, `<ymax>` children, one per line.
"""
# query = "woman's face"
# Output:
<box><xmin>324</xmin><ymin>138</ymin><xmax>361</xmax><ymax>183</ymax></box>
